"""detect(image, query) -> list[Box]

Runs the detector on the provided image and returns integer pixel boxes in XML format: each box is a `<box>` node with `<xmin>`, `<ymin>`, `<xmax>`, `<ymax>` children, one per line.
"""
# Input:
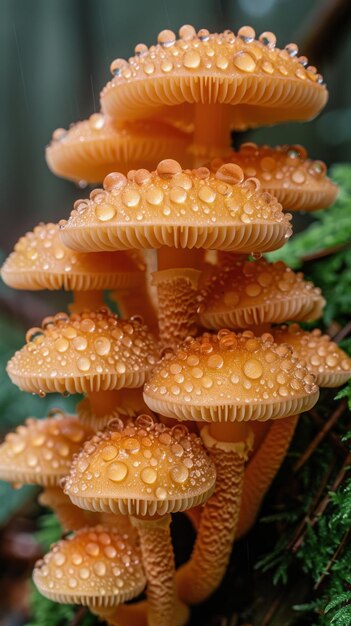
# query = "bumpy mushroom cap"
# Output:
<box><xmin>60</xmin><ymin>160</ymin><xmax>291</xmax><ymax>253</ymax></box>
<box><xmin>101</xmin><ymin>26</ymin><xmax>327</xmax><ymax>128</ymax></box>
<box><xmin>33</xmin><ymin>525</ymin><xmax>146</xmax><ymax>608</ymax></box>
<box><xmin>1</xmin><ymin>222</ymin><xmax>145</xmax><ymax>292</ymax></box>
<box><xmin>0</xmin><ymin>412</ymin><xmax>93</xmax><ymax>485</ymax></box>
<box><xmin>46</xmin><ymin>114</ymin><xmax>192</xmax><ymax>183</ymax></box>
<box><xmin>7</xmin><ymin>309</ymin><xmax>160</xmax><ymax>395</ymax></box>
<box><xmin>144</xmin><ymin>330</ymin><xmax>319</xmax><ymax>422</ymax></box>
<box><xmin>208</xmin><ymin>144</ymin><xmax>338</xmax><ymax>211</ymax></box>
<box><xmin>65</xmin><ymin>415</ymin><xmax>216</xmax><ymax>516</ymax></box>
<box><xmin>198</xmin><ymin>258</ymin><xmax>325</xmax><ymax>329</ymax></box>
<box><xmin>272</xmin><ymin>324</ymin><xmax>351</xmax><ymax>387</ymax></box>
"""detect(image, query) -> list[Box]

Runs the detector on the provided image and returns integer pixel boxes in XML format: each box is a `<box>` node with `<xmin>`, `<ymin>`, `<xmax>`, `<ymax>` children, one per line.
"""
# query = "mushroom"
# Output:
<box><xmin>6</xmin><ymin>308</ymin><xmax>160</xmax><ymax>428</ymax></box>
<box><xmin>0</xmin><ymin>411</ymin><xmax>94</xmax><ymax>530</ymax></box>
<box><xmin>272</xmin><ymin>324</ymin><xmax>351</xmax><ymax>386</ymax></box>
<box><xmin>60</xmin><ymin>160</ymin><xmax>291</xmax><ymax>349</ymax></box>
<box><xmin>197</xmin><ymin>257</ymin><xmax>325</xmax><ymax>330</ymax></box>
<box><xmin>207</xmin><ymin>144</ymin><xmax>338</xmax><ymax>212</ymax></box>
<box><xmin>64</xmin><ymin>415</ymin><xmax>216</xmax><ymax>626</ymax></box>
<box><xmin>1</xmin><ymin>222</ymin><xmax>150</xmax><ymax>317</ymax></box>
<box><xmin>33</xmin><ymin>524</ymin><xmax>147</xmax><ymax>625</ymax></box>
<box><xmin>101</xmin><ymin>26</ymin><xmax>327</xmax><ymax>164</ymax></box>
<box><xmin>46</xmin><ymin>114</ymin><xmax>192</xmax><ymax>184</ymax></box>
<box><xmin>143</xmin><ymin>330</ymin><xmax>319</xmax><ymax>603</ymax></box>
<box><xmin>236</xmin><ymin>324</ymin><xmax>351</xmax><ymax>538</ymax></box>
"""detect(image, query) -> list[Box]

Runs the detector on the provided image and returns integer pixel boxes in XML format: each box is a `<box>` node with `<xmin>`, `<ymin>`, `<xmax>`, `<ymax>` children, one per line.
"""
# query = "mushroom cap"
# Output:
<box><xmin>101</xmin><ymin>26</ymin><xmax>327</xmax><ymax>129</ymax></box>
<box><xmin>0</xmin><ymin>411</ymin><xmax>93</xmax><ymax>486</ymax></box>
<box><xmin>198</xmin><ymin>258</ymin><xmax>325</xmax><ymax>329</ymax></box>
<box><xmin>33</xmin><ymin>525</ymin><xmax>146</xmax><ymax>608</ymax></box>
<box><xmin>272</xmin><ymin>324</ymin><xmax>351</xmax><ymax>387</ymax></box>
<box><xmin>7</xmin><ymin>309</ymin><xmax>160</xmax><ymax>395</ymax></box>
<box><xmin>143</xmin><ymin>330</ymin><xmax>319</xmax><ymax>423</ymax></box>
<box><xmin>207</xmin><ymin>144</ymin><xmax>338</xmax><ymax>211</ymax></box>
<box><xmin>1</xmin><ymin>222</ymin><xmax>145</xmax><ymax>292</ymax></box>
<box><xmin>46</xmin><ymin>114</ymin><xmax>192</xmax><ymax>184</ymax></box>
<box><xmin>64</xmin><ymin>415</ymin><xmax>216</xmax><ymax>517</ymax></box>
<box><xmin>60</xmin><ymin>160</ymin><xmax>291</xmax><ymax>253</ymax></box>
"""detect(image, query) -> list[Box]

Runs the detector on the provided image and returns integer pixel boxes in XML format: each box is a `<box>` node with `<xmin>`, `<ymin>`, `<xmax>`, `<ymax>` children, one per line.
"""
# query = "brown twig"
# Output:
<box><xmin>293</xmin><ymin>401</ymin><xmax>347</xmax><ymax>473</ymax></box>
<box><xmin>332</xmin><ymin>320</ymin><xmax>351</xmax><ymax>343</ymax></box>
<box><xmin>261</xmin><ymin>590</ymin><xmax>286</xmax><ymax>626</ymax></box>
<box><xmin>70</xmin><ymin>606</ymin><xmax>88</xmax><ymax>626</ymax></box>
<box><xmin>288</xmin><ymin>458</ymin><xmax>337</xmax><ymax>552</ymax></box>
<box><xmin>309</xmin><ymin>409</ymin><xmax>348</xmax><ymax>456</ymax></box>
<box><xmin>314</xmin><ymin>529</ymin><xmax>350</xmax><ymax>590</ymax></box>
<box><xmin>292</xmin><ymin>453</ymin><xmax>351</xmax><ymax>553</ymax></box>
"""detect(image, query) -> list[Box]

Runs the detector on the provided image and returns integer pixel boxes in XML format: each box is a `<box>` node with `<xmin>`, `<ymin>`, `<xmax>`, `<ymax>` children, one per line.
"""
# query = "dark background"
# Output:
<box><xmin>1</xmin><ymin>0</ymin><xmax>351</xmax><ymax>255</ymax></box>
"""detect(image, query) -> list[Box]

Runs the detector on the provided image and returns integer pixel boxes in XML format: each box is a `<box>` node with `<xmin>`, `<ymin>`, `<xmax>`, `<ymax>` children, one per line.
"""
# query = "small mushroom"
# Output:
<box><xmin>207</xmin><ymin>144</ymin><xmax>338</xmax><ymax>212</ymax></box>
<box><xmin>0</xmin><ymin>411</ymin><xmax>93</xmax><ymax>530</ymax></box>
<box><xmin>6</xmin><ymin>308</ymin><xmax>160</xmax><ymax>427</ymax></box>
<box><xmin>101</xmin><ymin>26</ymin><xmax>327</xmax><ymax>164</ymax></box>
<box><xmin>198</xmin><ymin>257</ymin><xmax>325</xmax><ymax>330</ymax></box>
<box><xmin>144</xmin><ymin>330</ymin><xmax>319</xmax><ymax>604</ymax></box>
<box><xmin>64</xmin><ymin>415</ymin><xmax>216</xmax><ymax>626</ymax></box>
<box><xmin>46</xmin><ymin>115</ymin><xmax>192</xmax><ymax>184</ymax></box>
<box><xmin>33</xmin><ymin>524</ymin><xmax>146</xmax><ymax>624</ymax></box>
<box><xmin>1</xmin><ymin>222</ymin><xmax>149</xmax><ymax>316</ymax></box>
<box><xmin>273</xmin><ymin>324</ymin><xmax>351</xmax><ymax>386</ymax></box>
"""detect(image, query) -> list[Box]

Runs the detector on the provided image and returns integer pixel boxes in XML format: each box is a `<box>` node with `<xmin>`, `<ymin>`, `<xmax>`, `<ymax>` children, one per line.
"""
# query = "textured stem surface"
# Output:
<box><xmin>131</xmin><ymin>515</ymin><xmax>188</xmax><ymax>626</ymax></box>
<box><xmin>176</xmin><ymin>427</ymin><xmax>252</xmax><ymax>604</ymax></box>
<box><xmin>236</xmin><ymin>414</ymin><xmax>299</xmax><ymax>539</ymax></box>
<box><xmin>153</xmin><ymin>268</ymin><xmax>201</xmax><ymax>350</ymax></box>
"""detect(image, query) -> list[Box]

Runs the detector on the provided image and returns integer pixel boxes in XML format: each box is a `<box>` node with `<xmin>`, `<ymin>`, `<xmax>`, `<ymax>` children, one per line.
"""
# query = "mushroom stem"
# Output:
<box><xmin>86</xmin><ymin>389</ymin><xmax>125</xmax><ymax>419</ymax></box>
<box><xmin>131</xmin><ymin>515</ymin><xmax>189</xmax><ymax>626</ymax></box>
<box><xmin>154</xmin><ymin>247</ymin><xmax>203</xmax><ymax>348</ymax></box>
<box><xmin>70</xmin><ymin>290</ymin><xmax>105</xmax><ymax>313</ymax></box>
<box><xmin>113</xmin><ymin>284</ymin><xmax>158</xmax><ymax>332</ymax></box>
<box><xmin>236</xmin><ymin>413</ymin><xmax>299</xmax><ymax>539</ymax></box>
<box><xmin>189</xmin><ymin>103</ymin><xmax>232</xmax><ymax>166</ymax></box>
<box><xmin>39</xmin><ymin>487</ymin><xmax>91</xmax><ymax>531</ymax></box>
<box><xmin>152</xmin><ymin>268</ymin><xmax>201</xmax><ymax>350</ymax></box>
<box><xmin>92</xmin><ymin>601</ymin><xmax>148</xmax><ymax>626</ymax></box>
<box><xmin>176</xmin><ymin>424</ymin><xmax>253</xmax><ymax>604</ymax></box>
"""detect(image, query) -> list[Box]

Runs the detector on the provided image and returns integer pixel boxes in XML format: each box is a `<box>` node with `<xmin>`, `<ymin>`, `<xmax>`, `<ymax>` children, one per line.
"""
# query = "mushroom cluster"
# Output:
<box><xmin>1</xmin><ymin>23</ymin><xmax>350</xmax><ymax>626</ymax></box>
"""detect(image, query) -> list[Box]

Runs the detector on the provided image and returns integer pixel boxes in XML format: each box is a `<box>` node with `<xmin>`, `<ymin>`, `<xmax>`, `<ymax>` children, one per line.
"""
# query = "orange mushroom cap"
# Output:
<box><xmin>272</xmin><ymin>324</ymin><xmax>351</xmax><ymax>387</ymax></box>
<box><xmin>207</xmin><ymin>144</ymin><xmax>338</xmax><ymax>211</ymax></box>
<box><xmin>60</xmin><ymin>160</ymin><xmax>291</xmax><ymax>253</ymax></box>
<box><xmin>46</xmin><ymin>114</ymin><xmax>192</xmax><ymax>184</ymax></box>
<box><xmin>0</xmin><ymin>411</ymin><xmax>93</xmax><ymax>486</ymax></box>
<box><xmin>1</xmin><ymin>222</ymin><xmax>145</xmax><ymax>292</ymax></box>
<box><xmin>33</xmin><ymin>525</ymin><xmax>146</xmax><ymax>608</ymax></box>
<box><xmin>7</xmin><ymin>309</ymin><xmax>160</xmax><ymax>395</ymax></box>
<box><xmin>197</xmin><ymin>258</ymin><xmax>325</xmax><ymax>329</ymax></box>
<box><xmin>76</xmin><ymin>387</ymin><xmax>152</xmax><ymax>431</ymax></box>
<box><xmin>101</xmin><ymin>26</ymin><xmax>327</xmax><ymax>128</ymax></box>
<box><xmin>143</xmin><ymin>330</ymin><xmax>319</xmax><ymax>422</ymax></box>
<box><xmin>64</xmin><ymin>415</ymin><xmax>216</xmax><ymax>517</ymax></box>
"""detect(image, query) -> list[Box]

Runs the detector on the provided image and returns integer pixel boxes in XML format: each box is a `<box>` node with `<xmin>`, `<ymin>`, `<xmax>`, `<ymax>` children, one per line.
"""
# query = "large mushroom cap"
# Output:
<box><xmin>64</xmin><ymin>415</ymin><xmax>216</xmax><ymax>517</ymax></box>
<box><xmin>144</xmin><ymin>330</ymin><xmax>319</xmax><ymax>422</ymax></box>
<box><xmin>101</xmin><ymin>26</ymin><xmax>327</xmax><ymax>128</ymax></box>
<box><xmin>198</xmin><ymin>258</ymin><xmax>325</xmax><ymax>329</ymax></box>
<box><xmin>7</xmin><ymin>309</ymin><xmax>160</xmax><ymax>395</ymax></box>
<box><xmin>60</xmin><ymin>160</ymin><xmax>291</xmax><ymax>253</ymax></box>
<box><xmin>33</xmin><ymin>525</ymin><xmax>146</xmax><ymax>608</ymax></box>
<box><xmin>208</xmin><ymin>144</ymin><xmax>338</xmax><ymax>211</ymax></box>
<box><xmin>46</xmin><ymin>114</ymin><xmax>192</xmax><ymax>184</ymax></box>
<box><xmin>272</xmin><ymin>324</ymin><xmax>351</xmax><ymax>387</ymax></box>
<box><xmin>0</xmin><ymin>412</ymin><xmax>93</xmax><ymax>486</ymax></box>
<box><xmin>1</xmin><ymin>222</ymin><xmax>145</xmax><ymax>292</ymax></box>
